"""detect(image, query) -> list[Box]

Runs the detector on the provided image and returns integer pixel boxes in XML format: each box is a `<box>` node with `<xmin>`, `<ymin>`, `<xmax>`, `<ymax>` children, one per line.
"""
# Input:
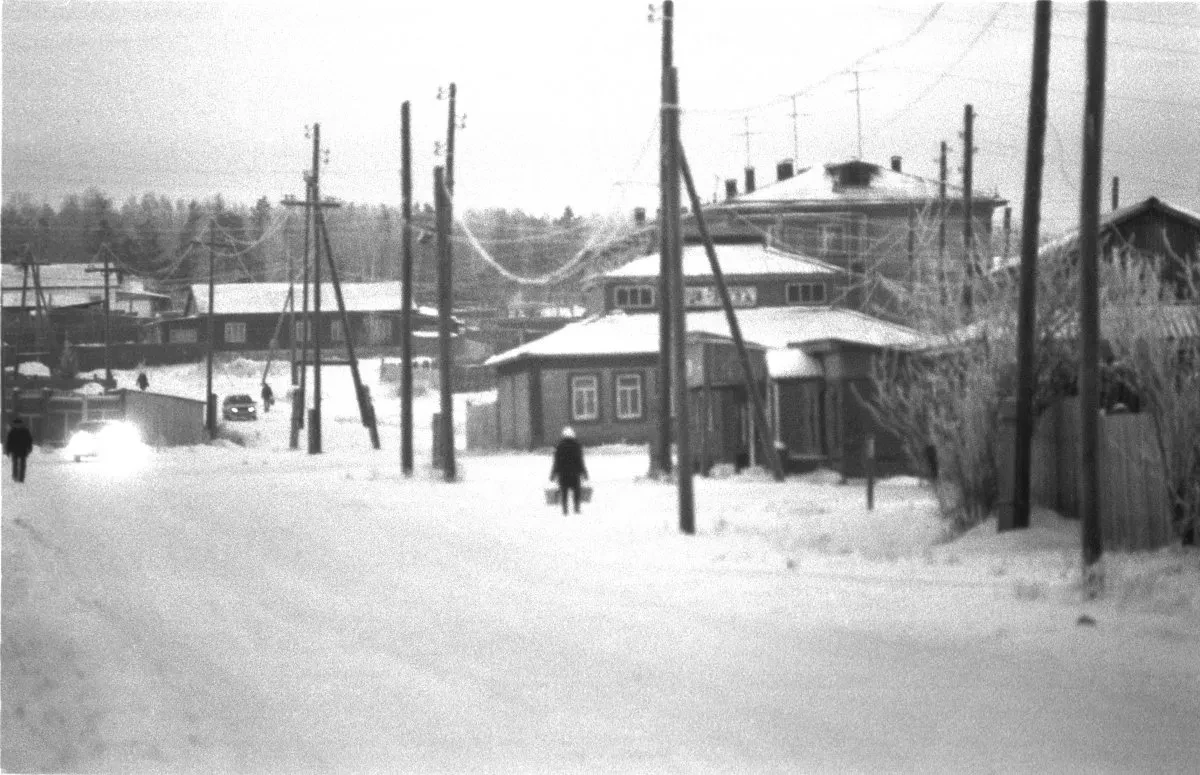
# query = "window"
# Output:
<box><xmin>614</xmin><ymin>285</ymin><xmax>655</xmax><ymax>309</ymax></box>
<box><xmin>786</xmin><ymin>282</ymin><xmax>827</xmax><ymax>304</ymax></box>
<box><xmin>330</xmin><ymin>320</ymin><xmax>345</xmax><ymax>343</ymax></box>
<box><xmin>294</xmin><ymin>320</ymin><xmax>310</xmax><ymax>342</ymax></box>
<box><xmin>169</xmin><ymin>327</ymin><xmax>198</xmax><ymax>344</ymax></box>
<box><xmin>615</xmin><ymin>373</ymin><xmax>644</xmax><ymax>420</ymax></box>
<box><xmin>224</xmin><ymin>321</ymin><xmax>247</xmax><ymax>344</ymax></box>
<box><xmin>570</xmin><ymin>375</ymin><xmax>599</xmax><ymax>421</ymax></box>
<box><xmin>818</xmin><ymin>225</ymin><xmax>843</xmax><ymax>257</ymax></box>
<box><xmin>684</xmin><ymin>285</ymin><xmax>757</xmax><ymax>309</ymax></box>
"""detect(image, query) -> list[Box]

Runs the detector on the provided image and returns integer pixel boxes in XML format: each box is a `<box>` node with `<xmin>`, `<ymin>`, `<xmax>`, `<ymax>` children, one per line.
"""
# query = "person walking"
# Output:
<box><xmin>261</xmin><ymin>382</ymin><xmax>275</xmax><ymax>413</ymax></box>
<box><xmin>136</xmin><ymin>371</ymin><xmax>150</xmax><ymax>391</ymax></box>
<box><xmin>4</xmin><ymin>416</ymin><xmax>34</xmax><ymax>483</ymax></box>
<box><xmin>550</xmin><ymin>426</ymin><xmax>588</xmax><ymax>515</ymax></box>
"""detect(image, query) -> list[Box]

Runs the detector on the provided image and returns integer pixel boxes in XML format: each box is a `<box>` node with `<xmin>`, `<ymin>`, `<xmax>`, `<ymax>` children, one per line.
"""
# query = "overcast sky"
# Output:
<box><xmin>3</xmin><ymin>0</ymin><xmax>1198</xmax><ymax>236</ymax></box>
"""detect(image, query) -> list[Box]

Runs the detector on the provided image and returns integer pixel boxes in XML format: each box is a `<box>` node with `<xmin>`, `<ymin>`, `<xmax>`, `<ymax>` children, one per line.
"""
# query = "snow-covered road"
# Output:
<box><xmin>4</xmin><ymin>363</ymin><xmax>1199</xmax><ymax>772</ymax></box>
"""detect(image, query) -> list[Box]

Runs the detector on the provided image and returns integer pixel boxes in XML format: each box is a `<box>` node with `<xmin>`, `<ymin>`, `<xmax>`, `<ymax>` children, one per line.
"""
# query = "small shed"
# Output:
<box><xmin>768</xmin><ymin>347</ymin><xmax>826</xmax><ymax>467</ymax></box>
<box><xmin>685</xmin><ymin>331</ymin><xmax>769</xmax><ymax>473</ymax></box>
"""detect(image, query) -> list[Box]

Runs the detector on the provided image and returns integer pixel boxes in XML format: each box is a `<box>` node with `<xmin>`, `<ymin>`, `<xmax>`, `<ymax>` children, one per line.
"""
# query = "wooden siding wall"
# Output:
<box><xmin>539</xmin><ymin>365</ymin><xmax>658</xmax><ymax>448</ymax></box>
<box><xmin>776</xmin><ymin>379</ymin><xmax>825</xmax><ymax>457</ymax></box>
<box><xmin>1028</xmin><ymin>398</ymin><xmax>1174</xmax><ymax>550</ymax></box>
<box><xmin>496</xmin><ymin>372</ymin><xmax>531</xmax><ymax>449</ymax></box>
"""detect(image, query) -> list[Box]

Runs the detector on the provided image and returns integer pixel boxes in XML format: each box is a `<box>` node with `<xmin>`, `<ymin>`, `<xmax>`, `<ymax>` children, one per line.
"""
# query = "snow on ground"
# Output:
<box><xmin>3</xmin><ymin>359</ymin><xmax>1200</xmax><ymax>772</ymax></box>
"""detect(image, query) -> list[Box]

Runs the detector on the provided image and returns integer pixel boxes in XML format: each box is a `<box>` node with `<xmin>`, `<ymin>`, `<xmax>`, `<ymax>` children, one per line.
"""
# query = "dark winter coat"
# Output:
<box><xmin>550</xmin><ymin>437</ymin><xmax>588</xmax><ymax>486</ymax></box>
<box><xmin>5</xmin><ymin>423</ymin><xmax>34</xmax><ymax>457</ymax></box>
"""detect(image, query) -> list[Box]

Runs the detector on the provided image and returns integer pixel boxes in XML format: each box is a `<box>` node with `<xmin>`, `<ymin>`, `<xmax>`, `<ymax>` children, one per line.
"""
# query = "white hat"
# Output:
<box><xmin>561</xmin><ymin>426</ymin><xmax>575</xmax><ymax>439</ymax></box>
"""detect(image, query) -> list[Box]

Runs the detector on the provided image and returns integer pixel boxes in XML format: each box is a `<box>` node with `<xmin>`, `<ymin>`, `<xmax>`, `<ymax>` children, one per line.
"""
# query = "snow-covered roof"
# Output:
<box><xmin>484</xmin><ymin>306</ymin><xmax>924</xmax><ymax>367</ymax></box>
<box><xmin>603</xmin><ymin>243</ymin><xmax>842</xmax><ymax>280</ymax></box>
<box><xmin>191</xmin><ymin>282</ymin><xmax>413</xmax><ymax>315</ymax></box>
<box><xmin>730</xmin><ymin>160</ymin><xmax>1004</xmax><ymax>206</ymax></box>
<box><xmin>1</xmin><ymin>263</ymin><xmax>148</xmax><ymax>292</ymax></box>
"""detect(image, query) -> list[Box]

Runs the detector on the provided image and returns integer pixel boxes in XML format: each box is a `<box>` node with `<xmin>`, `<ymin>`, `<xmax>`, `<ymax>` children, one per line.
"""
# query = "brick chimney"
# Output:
<box><xmin>744</xmin><ymin>166</ymin><xmax>756</xmax><ymax>194</ymax></box>
<box><xmin>776</xmin><ymin>160</ymin><xmax>794</xmax><ymax>181</ymax></box>
<box><xmin>724</xmin><ymin>179</ymin><xmax>738</xmax><ymax>201</ymax></box>
<box><xmin>890</xmin><ymin>155</ymin><xmax>902</xmax><ymax>172</ymax></box>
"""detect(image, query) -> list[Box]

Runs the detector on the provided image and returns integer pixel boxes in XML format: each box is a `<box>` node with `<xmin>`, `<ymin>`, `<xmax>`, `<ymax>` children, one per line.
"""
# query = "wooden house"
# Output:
<box><xmin>144</xmin><ymin>281</ymin><xmax>447</xmax><ymax>354</ymax></box>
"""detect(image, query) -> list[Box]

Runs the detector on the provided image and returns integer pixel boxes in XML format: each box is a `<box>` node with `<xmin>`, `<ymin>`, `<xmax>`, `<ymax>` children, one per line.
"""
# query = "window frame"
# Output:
<box><xmin>614</xmin><ymin>371</ymin><xmax>645</xmax><ymax>421</ymax></box>
<box><xmin>568</xmin><ymin>373</ymin><xmax>601</xmax><ymax>423</ymax></box>
<box><xmin>786</xmin><ymin>281</ymin><xmax>828</xmax><ymax>305</ymax></box>
<box><xmin>613</xmin><ymin>284</ymin><xmax>656</xmax><ymax>310</ymax></box>
<box><xmin>224</xmin><ymin>321</ymin><xmax>247</xmax><ymax>344</ymax></box>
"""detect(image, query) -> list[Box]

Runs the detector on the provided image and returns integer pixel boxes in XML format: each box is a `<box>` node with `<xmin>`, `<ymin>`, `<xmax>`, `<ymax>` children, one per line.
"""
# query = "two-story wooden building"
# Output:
<box><xmin>700</xmin><ymin>157</ymin><xmax>1007</xmax><ymax>292</ymax></box>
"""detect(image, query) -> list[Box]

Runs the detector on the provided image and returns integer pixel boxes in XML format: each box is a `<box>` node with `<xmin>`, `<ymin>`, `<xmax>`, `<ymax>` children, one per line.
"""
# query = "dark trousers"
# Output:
<box><xmin>10</xmin><ymin>454</ymin><xmax>27</xmax><ymax>483</ymax></box>
<box><xmin>559</xmin><ymin>480</ymin><xmax>581</xmax><ymax>514</ymax></box>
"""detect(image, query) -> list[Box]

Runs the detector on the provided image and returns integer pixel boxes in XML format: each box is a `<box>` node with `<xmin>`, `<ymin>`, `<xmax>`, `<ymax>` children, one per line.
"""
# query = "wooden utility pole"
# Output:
<box><xmin>286</xmin><ymin>216</ymin><xmax>297</xmax><ymax>388</ymax></box>
<box><xmin>14</xmin><ymin>260</ymin><xmax>30</xmax><ymax>378</ymax></box>
<box><xmin>205</xmin><ymin>221</ymin><xmax>218</xmax><ymax>437</ymax></box>
<box><xmin>400</xmin><ymin>100</ymin><xmax>415</xmax><ymax>476</ymax></box>
<box><xmin>444</xmin><ymin>83</ymin><xmax>457</xmax><ymax>195</ymax></box>
<box><xmin>1010</xmin><ymin>0</ymin><xmax>1053</xmax><ymax>533</ymax></box>
<box><xmin>1111</xmin><ymin>175</ymin><xmax>1119</xmax><ymax>210</ymax></box>
<box><xmin>962</xmin><ymin>104</ymin><xmax>976</xmax><ymax>310</ymax></box>
<box><xmin>656</xmin><ymin>0</ymin><xmax>675</xmax><ymax>476</ymax></box>
<box><xmin>666</xmin><ymin>66</ymin><xmax>695</xmax><ymax>534</ymax></box>
<box><xmin>311</xmin><ymin>124</ymin><xmax>324</xmax><ymax>454</ymax></box>
<box><xmin>1079</xmin><ymin>0</ymin><xmax>1107</xmax><ymax>585</ymax></box>
<box><xmin>84</xmin><ymin>245</ymin><xmax>120</xmax><ymax>387</ymax></box>
<box><xmin>434</xmin><ymin>166</ymin><xmax>456</xmax><ymax>481</ymax></box>
<box><xmin>1003</xmin><ymin>205</ymin><xmax>1013</xmax><ymax>260</ymax></box>
<box><xmin>281</xmin><ymin>181</ymin><xmax>341</xmax><ymax>447</ymax></box>
<box><xmin>679</xmin><ymin>145</ymin><xmax>785</xmax><ymax>483</ymax></box>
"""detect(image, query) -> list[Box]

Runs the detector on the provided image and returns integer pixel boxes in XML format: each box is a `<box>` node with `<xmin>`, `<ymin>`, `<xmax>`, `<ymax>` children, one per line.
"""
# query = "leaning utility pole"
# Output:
<box><xmin>434</xmin><ymin>165</ymin><xmax>456</xmax><ymax>481</ymax></box>
<box><xmin>314</xmin><ymin>206</ymin><xmax>381</xmax><ymax>449</ymax></box>
<box><xmin>679</xmin><ymin>145</ymin><xmax>786</xmax><ymax>484</ymax></box>
<box><xmin>1010</xmin><ymin>0</ymin><xmax>1053</xmax><ymax>533</ymax></box>
<box><xmin>400</xmin><ymin>100</ymin><xmax>415</xmax><ymax>476</ymax></box>
<box><xmin>1078</xmin><ymin>0</ymin><xmax>1108</xmax><ymax>588</ymax></box>
<box><xmin>656</xmin><ymin>0</ymin><xmax>675</xmax><ymax>476</ymax></box>
<box><xmin>961</xmin><ymin>104</ymin><xmax>976</xmax><ymax>310</ymax></box>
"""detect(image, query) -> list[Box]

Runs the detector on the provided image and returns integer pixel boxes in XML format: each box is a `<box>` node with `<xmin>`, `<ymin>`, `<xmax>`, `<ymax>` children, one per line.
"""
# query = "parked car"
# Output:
<box><xmin>222</xmin><ymin>394</ymin><xmax>258</xmax><ymax>421</ymax></box>
<box><xmin>64</xmin><ymin>419</ymin><xmax>142</xmax><ymax>462</ymax></box>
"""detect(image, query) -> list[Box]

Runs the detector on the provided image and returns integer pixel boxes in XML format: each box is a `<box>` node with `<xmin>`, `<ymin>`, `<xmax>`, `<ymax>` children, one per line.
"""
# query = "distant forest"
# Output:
<box><xmin>1</xmin><ymin>190</ymin><xmax>640</xmax><ymax>312</ymax></box>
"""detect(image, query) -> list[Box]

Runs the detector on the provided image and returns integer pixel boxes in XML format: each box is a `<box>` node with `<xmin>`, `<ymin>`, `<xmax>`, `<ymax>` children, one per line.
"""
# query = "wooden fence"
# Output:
<box><xmin>1017</xmin><ymin>398</ymin><xmax>1174</xmax><ymax>550</ymax></box>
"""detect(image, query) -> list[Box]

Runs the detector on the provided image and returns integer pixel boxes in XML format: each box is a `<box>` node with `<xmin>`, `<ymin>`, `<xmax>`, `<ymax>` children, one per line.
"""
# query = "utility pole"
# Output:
<box><xmin>400</xmin><ymin>100</ymin><xmax>415</xmax><ymax>476</ymax></box>
<box><xmin>666</xmin><ymin>67</ymin><xmax>694</xmax><ymax>534</ymax></box>
<box><xmin>444</xmin><ymin>83</ymin><xmax>457</xmax><ymax>195</ymax></box>
<box><xmin>1010</xmin><ymin>0</ymin><xmax>1053</xmax><ymax>533</ymax></box>
<box><xmin>656</xmin><ymin>0</ymin><xmax>675</xmax><ymax>477</ymax></box>
<box><xmin>205</xmin><ymin>221</ymin><xmax>217</xmax><ymax>438</ymax></box>
<box><xmin>1111</xmin><ymin>175</ymin><xmax>1119</xmax><ymax>210</ymax></box>
<box><xmin>286</xmin><ymin>216</ymin><xmax>297</xmax><ymax>388</ymax></box>
<box><xmin>84</xmin><ymin>245</ymin><xmax>120</xmax><ymax>388</ymax></box>
<box><xmin>311</xmin><ymin>123</ymin><xmax>323</xmax><ymax>454</ymax></box>
<box><xmin>435</xmin><ymin>166</ymin><xmax>456</xmax><ymax>481</ymax></box>
<box><xmin>281</xmin><ymin>179</ymin><xmax>341</xmax><ymax>447</ymax></box>
<box><xmin>1078</xmin><ymin>0</ymin><xmax>1107</xmax><ymax>589</ymax></box>
<box><xmin>962</xmin><ymin>104</ymin><xmax>976</xmax><ymax>311</ymax></box>
<box><xmin>1003</xmin><ymin>206</ymin><xmax>1013</xmax><ymax>259</ymax></box>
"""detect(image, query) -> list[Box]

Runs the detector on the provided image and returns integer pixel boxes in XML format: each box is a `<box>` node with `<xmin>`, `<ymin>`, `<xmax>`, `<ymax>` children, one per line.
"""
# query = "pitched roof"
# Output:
<box><xmin>484</xmin><ymin>306</ymin><xmax>923</xmax><ymax>367</ymax></box>
<box><xmin>190</xmin><ymin>282</ymin><xmax>425</xmax><ymax>315</ymax></box>
<box><xmin>730</xmin><ymin>160</ymin><xmax>1005</xmax><ymax>206</ymax></box>
<box><xmin>602</xmin><ymin>243</ymin><xmax>843</xmax><ymax>280</ymax></box>
<box><xmin>1</xmin><ymin>262</ymin><xmax>147</xmax><ymax>291</ymax></box>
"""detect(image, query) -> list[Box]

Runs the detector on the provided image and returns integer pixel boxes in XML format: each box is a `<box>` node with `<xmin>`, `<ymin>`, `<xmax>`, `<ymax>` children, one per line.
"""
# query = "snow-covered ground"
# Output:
<box><xmin>3</xmin><ymin>359</ymin><xmax>1199</xmax><ymax>772</ymax></box>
